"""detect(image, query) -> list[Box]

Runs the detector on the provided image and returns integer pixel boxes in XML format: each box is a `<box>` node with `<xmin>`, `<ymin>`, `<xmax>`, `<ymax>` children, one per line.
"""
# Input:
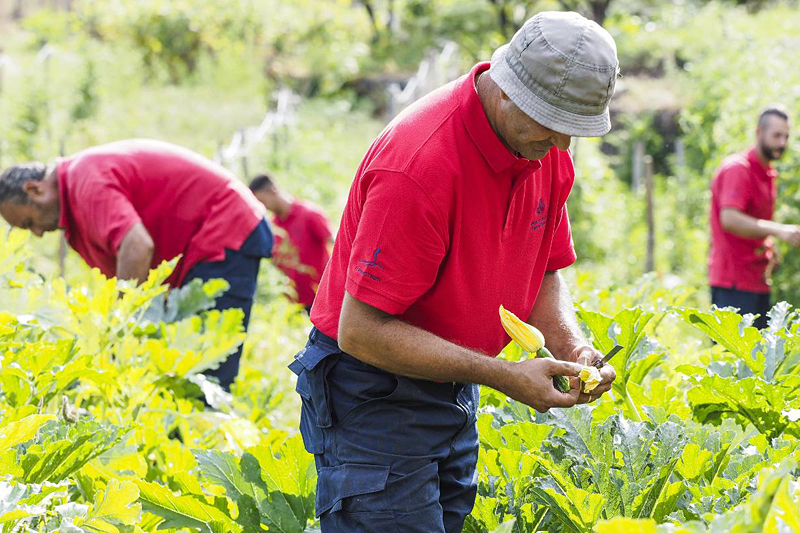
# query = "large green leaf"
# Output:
<box><xmin>577</xmin><ymin>307</ymin><xmax>662</xmax><ymax>420</ymax></box>
<box><xmin>194</xmin><ymin>450</ymin><xmax>267</xmax><ymax>531</ymax></box>
<box><xmin>631</xmin><ymin>460</ymin><xmax>681</xmax><ymax>519</ymax></box>
<box><xmin>703</xmin><ymin>460</ymin><xmax>798</xmax><ymax>532</ymax></box>
<box><xmin>489</xmin><ymin>519</ymin><xmax>518</xmax><ymax>533</ymax></box>
<box><xmin>0</xmin><ymin>414</ymin><xmax>55</xmax><ymax>454</ymax></box>
<box><xmin>153</xmin><ymin>309</ymin><xmax>246</xmax><ymax>376</ymax></box>
<box><xmin>142</xmin><ymin>278</ymin><xmax>229</xmax><ymax>325</ymax></box>
<box><xmin>530</xmin><ymin>485</ymin><xmax>605</xmax><ymax>533</ymax></box>
<box><xmin>134</xmin><ymin>479</ymin><xmax>240</xmax><ymax>533</ymax></box>
<box><xmin>766</xmin><ymin>477</ymin><xmax>800</xmax><ymax>531</ymax></box>
<box><xmin>680</xmin><ymin>308</ymin><xmax>761</xmax><ymax>361</ymax></box>
<box><xmin>17</xmin><ymin>421</ymin><xmax>127</xmax><ymax>484</ymax></box>
<box><xmin>686</xmin><ymin>374</ymin><xmax>800</xmax><ymax>438</ymax></box>
<box><xmin>195</xmin><ymin>436</ymin><xmax>316</xmax><ymax>533</ymax></box>
<box><xmin>0</xmin><ymin>480</ymin><xmax>68</xmax><ymax>526</ymax></box>
<box><xmin>80</xmin><ymin>479</ymin><xmax>141</xmax><ymax>533</ymax></box>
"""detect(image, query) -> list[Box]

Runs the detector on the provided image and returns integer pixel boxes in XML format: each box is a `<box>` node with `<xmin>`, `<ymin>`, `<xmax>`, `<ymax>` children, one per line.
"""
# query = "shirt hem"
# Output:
<box><xmin>709</xmin><ymin>281</ymin><xmax>771</xmax><ymax>294</ymax></box>
<box><xmin>344</xmin><ymin>276</ymin><xmax>410</xmax><ymax>316</ymax></box>
<box><xmin>546</xmin><ymin>250</ymin><xmax>577</xmax><ymax>272</ymax></box>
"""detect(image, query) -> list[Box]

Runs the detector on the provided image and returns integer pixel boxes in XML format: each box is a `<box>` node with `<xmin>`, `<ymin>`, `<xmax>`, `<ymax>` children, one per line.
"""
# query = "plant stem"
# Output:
<box><xmin>624</xmin><ymin>386</ymin><xmax>642</xmax><ymax>422</ymax></box>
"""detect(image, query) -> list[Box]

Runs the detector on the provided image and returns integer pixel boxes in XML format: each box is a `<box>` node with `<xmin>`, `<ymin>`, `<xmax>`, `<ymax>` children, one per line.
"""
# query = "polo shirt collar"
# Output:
<box><xmin>55</xmin><ymin>159</ymin><xmax>72</xmax><ymax>239</ymax></box>
<box><xmin>747</xmin><ymin>147</ymin><xmax>778</xmax><ymax>180</ymax></box>
<box><xmin>459</xmin><ymin>63</ymin><xmax>541</xmax><ymax>175</ymax></box>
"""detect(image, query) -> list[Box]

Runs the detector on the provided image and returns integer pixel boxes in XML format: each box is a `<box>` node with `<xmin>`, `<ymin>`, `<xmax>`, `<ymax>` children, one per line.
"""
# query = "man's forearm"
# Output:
<box><xmin>338</xmin><ymin>295</ymin><xmax>513</xmax><ymax>389</ymax></box>
<box><xmin>117</xmin><ymin>247</ymin><xmax>153</xmax><ymax>283</ymax></box>
<box><xmin>338</xmin><ymin>292</ymin><xmax>585</xmax><ymax>411</ymax></box>
<box><xmin>116</xmin><ymin>222</ymin><xmax>154</xmax><ymax>283</ymax></box>
<box><xmin>721</xmin><ymin>208</ymin><xmax>781</xmax><ymax>239</ymax></box>
<box><xmin>528</xmin><ymin>271</ymin><xmax>588</xmax><ymax>361</ymax></box>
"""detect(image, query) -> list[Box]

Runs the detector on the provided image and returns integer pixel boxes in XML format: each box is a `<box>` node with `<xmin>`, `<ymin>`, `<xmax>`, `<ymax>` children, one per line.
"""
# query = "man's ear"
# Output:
<box><xmin>22</xmin><ymin>180</ymin><xmax>44</xmax><ymax>200</ymax></box>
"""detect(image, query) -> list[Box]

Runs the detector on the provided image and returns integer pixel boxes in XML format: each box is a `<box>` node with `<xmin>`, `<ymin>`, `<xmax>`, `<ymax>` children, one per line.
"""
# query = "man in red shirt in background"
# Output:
<box><xmin>250</xmin><ymin>174</ymin><xmax>333</xmax><ymax>313</ymax></box>
<box><xmin>290</xmin><ymin>12</ymin><xmax>618</xmax><ymax>533</ymax></box>
<box><xmin>0</xmin><ymin>139</ymin><xmax>272</xmax><ymax>390</ymax></box>
<box><xmin>709</xmin><ymin>106</ymin><xmax>800</xmax><ymax>329</ymax></box>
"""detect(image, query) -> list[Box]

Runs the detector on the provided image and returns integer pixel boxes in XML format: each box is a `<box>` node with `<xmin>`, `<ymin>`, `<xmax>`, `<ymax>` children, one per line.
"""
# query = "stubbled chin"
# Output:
<box><xmin>522</xmin><ymin>150</ymin><xmax>549</xmax><ymax>161</ymax></box>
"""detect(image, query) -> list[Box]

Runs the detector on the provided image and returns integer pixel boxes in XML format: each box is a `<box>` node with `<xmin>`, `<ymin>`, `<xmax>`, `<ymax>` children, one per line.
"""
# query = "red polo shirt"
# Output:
<box><xmin>709</xmin><ymin>148</ymin><xmax>778</xmax><ymax>293</ymax></box>
<box><xmin>57</xmin><ymin>139</ymin><xmax>266</xmax><ymax>286</ymax></box>
<box><xmin>311</xmin><ymin>63</ymin><xmax>577</xmax><ymax>357</ymax></box>
<box><xmin>272</xmin><ymin>201</ymin><xmax>333</xmax><ymax>307</ymax></box>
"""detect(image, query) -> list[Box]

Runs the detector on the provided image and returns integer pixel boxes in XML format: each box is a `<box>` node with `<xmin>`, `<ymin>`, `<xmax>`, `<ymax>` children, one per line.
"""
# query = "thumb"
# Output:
<box><xmin>545</xmin><ymin>359</ymin><xmax>583</xmax><ymax>378</ymax></box>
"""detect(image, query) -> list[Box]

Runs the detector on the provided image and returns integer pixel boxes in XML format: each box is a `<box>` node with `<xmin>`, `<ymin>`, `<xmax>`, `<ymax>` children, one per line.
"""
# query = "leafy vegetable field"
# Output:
<box><xmin>1</xmin><ymin>230</ymin><xmax>799</xmax><ymax>533</ymax></box>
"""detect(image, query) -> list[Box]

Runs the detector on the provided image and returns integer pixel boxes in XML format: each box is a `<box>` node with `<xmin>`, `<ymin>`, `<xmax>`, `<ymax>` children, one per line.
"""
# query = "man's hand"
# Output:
<box><xmin>765</xmin><ymin>237</ymin><xmax>781</xmax><ymax>278</ymax></box>
<box><xmin>501</xmin><ymin>358</ymin><xmax>583</xmax><ymax>412</ymax></box>
<box><xmin>775</xmin><ymin>224</ymin><xmax>800</xmax><ymax>247</ymax></box>
<box><xmin>567</xmin><ymin>345</ymin><xmax>616</xmax><ymax>404</ymax></box>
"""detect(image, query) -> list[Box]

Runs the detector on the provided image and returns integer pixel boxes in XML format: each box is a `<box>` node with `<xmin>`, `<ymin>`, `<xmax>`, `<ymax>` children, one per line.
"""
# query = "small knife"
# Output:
<box><xmin>593</xmin><ymin>345</ymin><xmax>623</xmax><ymax>369</ymax></box>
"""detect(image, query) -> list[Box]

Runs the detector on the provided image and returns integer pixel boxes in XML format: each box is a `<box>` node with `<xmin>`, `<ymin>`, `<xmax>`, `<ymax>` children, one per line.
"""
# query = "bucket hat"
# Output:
<box><xmin>489</xmin><ymin>11</ymin><xmax>619</xmax><ymax>137</ymax></box>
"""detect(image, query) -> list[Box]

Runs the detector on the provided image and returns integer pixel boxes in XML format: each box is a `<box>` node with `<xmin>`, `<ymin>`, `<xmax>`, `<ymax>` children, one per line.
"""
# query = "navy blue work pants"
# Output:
<box><xmin>183</xmin><ymin>219</ymin><xmax>272</xmax><ymax>390</ymax></box>
<box><xmin>711</xmin><ymin>286</ymin><xmax>771</xmax><ymax>329</ymax></box>
<box><xmin>289</xmin><ymin>328</ymin><xmax>479</xmax><ymax>532</ymax></box>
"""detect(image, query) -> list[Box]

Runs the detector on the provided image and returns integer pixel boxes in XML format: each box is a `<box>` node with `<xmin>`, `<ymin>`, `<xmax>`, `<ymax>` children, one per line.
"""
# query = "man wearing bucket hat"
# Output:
<box><xmin>289</xmin><ymin>11</ymin><xmax>619</xmax><ymax>532</ymax></box>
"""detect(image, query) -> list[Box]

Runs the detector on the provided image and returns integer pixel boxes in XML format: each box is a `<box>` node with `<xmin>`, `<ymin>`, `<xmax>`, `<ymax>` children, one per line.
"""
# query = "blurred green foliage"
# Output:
<box><xmin>2</xmin><ymin>0</ymin><xmax>800</xmax><ymax>311</ymax></box>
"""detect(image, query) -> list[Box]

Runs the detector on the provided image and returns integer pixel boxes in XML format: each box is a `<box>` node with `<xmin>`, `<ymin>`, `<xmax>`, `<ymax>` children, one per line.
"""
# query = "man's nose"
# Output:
<box><xmin>32</xmin><ymin>227</ymin><xmax>44</xmax><ymax>237</ymax></box>
<box><xmin>551</xmin><ymin>133</ymin><xmax>572</xmax><ymax>151</ymax></box>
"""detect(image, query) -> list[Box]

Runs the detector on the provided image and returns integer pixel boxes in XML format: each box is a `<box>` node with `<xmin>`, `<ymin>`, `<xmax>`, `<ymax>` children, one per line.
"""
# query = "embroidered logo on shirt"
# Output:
<box><xmin>531</xmin><ymin>199</ymin><xmax>548</xmax><ymax>231</ymax></box>
<box><xmin>355</xmin><ymin>247</ymin><xmax>384</xmax><ymax>281</ymax></box>
<box><xmin>359</xmin><ymin>247</ymin><xmax>384</xmax><ymax>270</ymax></box>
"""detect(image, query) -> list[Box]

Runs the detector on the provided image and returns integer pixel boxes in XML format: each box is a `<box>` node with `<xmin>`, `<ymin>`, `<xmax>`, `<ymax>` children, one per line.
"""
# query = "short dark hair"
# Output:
<box><xmin>0</xmin><ymin>163</ymin><xmax>46</xmax><ymax>205</ymax></box>
<box><xmin>758</xmin><ymin>104</ymin><xmax>789</xmax><ymax>129</ymax></box>
<box><xmin>249</xmin><ymin>173</ymin><xmax>275</xmax><ymax>192</ymax></box>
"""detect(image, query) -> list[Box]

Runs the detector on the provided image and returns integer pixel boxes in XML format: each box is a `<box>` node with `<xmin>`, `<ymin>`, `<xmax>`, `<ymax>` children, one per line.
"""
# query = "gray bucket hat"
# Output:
<box><xmin>489</xmin><ymin>11</ymin><xmax>620</xmax><ymax>137</ymax></box>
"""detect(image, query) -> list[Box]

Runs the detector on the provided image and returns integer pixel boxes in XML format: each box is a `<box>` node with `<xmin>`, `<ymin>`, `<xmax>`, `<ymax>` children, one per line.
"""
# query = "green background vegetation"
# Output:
<box><xmin>2</xmin><ymin>1</ymin><xmax>800</xmax><ymax>531</ymax></box>
<box><xmin>3</xmin><ymin>0</ymin><xmax>800</xmax><ymax>304</ymax></box>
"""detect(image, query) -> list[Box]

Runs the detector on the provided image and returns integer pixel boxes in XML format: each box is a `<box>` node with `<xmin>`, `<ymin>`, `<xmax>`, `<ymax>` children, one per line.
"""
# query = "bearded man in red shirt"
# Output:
<box><xmin>0</xmin><ymin>139</ymin><xmax>272</xmax><ymax>390</ymax></box>
<box><xmin>709</xmin><ymin>106</ymin><xmax>800</xmax><ymax>328</ymax></box>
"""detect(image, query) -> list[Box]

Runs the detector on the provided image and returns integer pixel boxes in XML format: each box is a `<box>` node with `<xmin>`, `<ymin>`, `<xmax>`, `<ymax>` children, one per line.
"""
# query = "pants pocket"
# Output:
<box><xmin>289</xmin><ymin>332</ymin><xmax>341</xmax><ymax>454</ymax></box>
<box><xmin>316</xmin><ymin>463</ymin><xmax>392</xmax><ymax>517</ymax></box>
<box><xmin>327</xmin><ymin>354</ymin><xmax>401</xmax><ymax>425</ymax></box>
<box><xmin>319</xmin><ymin>462</ymin><xmax>446</xmax><ymax>533</ymax></box>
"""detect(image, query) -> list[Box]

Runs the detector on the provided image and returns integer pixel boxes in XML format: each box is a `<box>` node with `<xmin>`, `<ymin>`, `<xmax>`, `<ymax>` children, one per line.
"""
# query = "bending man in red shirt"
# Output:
<box><xmin>709</xmin><ymin>106</ymin><xmax>800</xmax><ymax>328</ymax></box>
<box><xmin>249</xmin><ymin>174</ymin><xmax>333</xmax><ymax>313</ymax></box>
<box><xmin>290</xmin><ymin>12</ymin><xmax>618</xmax><ymax>533</ymax></box>
<box><xmin>0</xmin><ymin>139</ymin><xmax>272</xmax><ymax>390</ymax></box>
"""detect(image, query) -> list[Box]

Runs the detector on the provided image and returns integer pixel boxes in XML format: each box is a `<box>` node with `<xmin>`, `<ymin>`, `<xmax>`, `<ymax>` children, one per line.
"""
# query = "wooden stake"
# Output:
<box><xmin>644</xmin><ymin>155</ymin><xmax>655</xmax><ymax>273</ymax></box>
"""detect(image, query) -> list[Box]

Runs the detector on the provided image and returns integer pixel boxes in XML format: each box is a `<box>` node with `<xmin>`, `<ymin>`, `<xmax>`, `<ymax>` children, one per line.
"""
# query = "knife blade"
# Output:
<box><xmin>592</xmin><ymin>344</ymin><xmax>623</xmax><ymax>368</ymax></box>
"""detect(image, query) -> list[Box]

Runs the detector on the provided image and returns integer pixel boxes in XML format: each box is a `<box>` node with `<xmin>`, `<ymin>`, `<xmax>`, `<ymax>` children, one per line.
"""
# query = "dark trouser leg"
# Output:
<box><xmin>755</xmin><ymin>292</ymin><xmax>772</xmax><ymax>330</ymax></box>
<box><xmin>290</xmin><ymin>330</ymin><xmax>479</xmax><ymax>533</ymax></box>
<box><xmin>711</xmin><ymin>286</ymin><xmax>772</xmax><ymax>329</ymax></box>
<box><xmin>183</xmin><ymin>253</ymin><xmax>261</xmax><ymax>391</ymax></box>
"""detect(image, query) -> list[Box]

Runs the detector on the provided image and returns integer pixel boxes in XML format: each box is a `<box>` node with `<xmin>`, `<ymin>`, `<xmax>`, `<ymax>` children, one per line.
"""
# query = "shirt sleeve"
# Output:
<box><xmin>546</xmin><ymin>203</ymin><xmax>577</xmax><ymax>271</ymax></box>
<box><xmin>717</xmin><ymin>163</ymin><xmax>751</xmax><ymax>212</ymax></box>
<box><xmin>75</xmin><ymin>176</ymin><xmax>142</xmax><ymax>255</ymax></box>
<box><xmin>345</xmin><ymin>171</ymin><xmax>448</xmax><ymax>315</ymax></box>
